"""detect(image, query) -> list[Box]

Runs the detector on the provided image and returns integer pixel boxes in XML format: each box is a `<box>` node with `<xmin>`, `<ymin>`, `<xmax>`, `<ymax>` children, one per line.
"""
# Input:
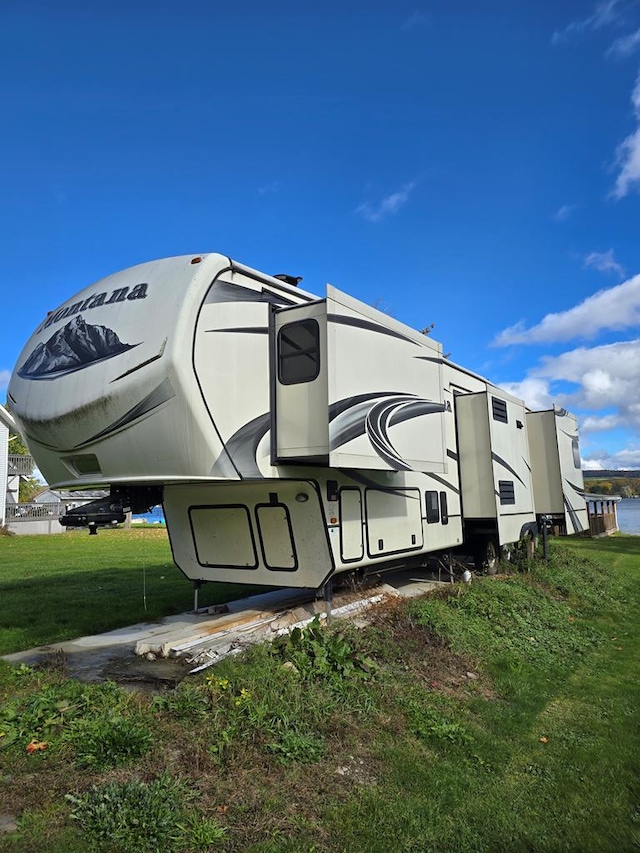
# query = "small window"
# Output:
<box><xmin>498</xmin><ymin>480</ymin><xmax>515</xmax><ymax>505</ymax></box>
<box><xmin>278</xmin><ymin>319</ymin><xmax>320</xmax><ymax>385</ymax></box>
<box><xmin>426</xmin><ymin>491</ymin><xmax>440</xmax><ymax>524</ymax></box>
<box><xmin>571</xmin><ymin>436</ymin><xmax>581</xmax><ymax>469</ymax></box>
<box><xmin>440</xmin><ymin>491</ymin><xmax>449</xmax><ymax>525</ymax></box>
<box><xmin>492</xmin><ymin>397</ymin><xmax>508</xmax><ymax>424</ymax></box>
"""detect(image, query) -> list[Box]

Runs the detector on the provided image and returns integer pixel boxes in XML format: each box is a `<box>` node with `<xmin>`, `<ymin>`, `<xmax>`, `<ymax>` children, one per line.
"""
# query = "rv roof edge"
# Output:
<box><xmin>230</xmin><ymin>259</ymin><xmax>317</xmax><ymax>303</ymax></box>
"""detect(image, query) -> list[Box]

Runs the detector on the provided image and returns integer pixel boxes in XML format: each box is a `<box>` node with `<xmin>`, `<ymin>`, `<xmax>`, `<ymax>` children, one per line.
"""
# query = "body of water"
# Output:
<box><xmin>617</xmin><ymin>498</ymin><xmax>640</xmax><ymax>535</ymax></box>
<box><xmin>130</xmin><ymin>502</ymin><xmax>640</xmax><ymax>534</ymax></box>
<box><xmin>132</xmin><ymin>505</ymin><xmax>165</xmax><ymax>525</ymax></box>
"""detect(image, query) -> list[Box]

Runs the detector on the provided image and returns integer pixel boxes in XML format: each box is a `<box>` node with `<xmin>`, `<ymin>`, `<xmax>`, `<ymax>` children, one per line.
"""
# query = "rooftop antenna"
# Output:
<box><xmin>273</xmin><ymin>274</ymin><xmax>303</xmax><ymax>287</ymax></box>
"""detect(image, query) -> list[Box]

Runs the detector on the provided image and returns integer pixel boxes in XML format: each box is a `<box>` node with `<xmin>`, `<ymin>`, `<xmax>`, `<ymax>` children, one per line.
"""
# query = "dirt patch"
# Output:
<box><xmin>367</xmin><ymin>597</ymin><xmax>496</xmax><ymax>701</ymax></box>
<box><xmin>30</xmin><ymin>647</ymin><xmax>193</xmax><ymax>693</ymax></box>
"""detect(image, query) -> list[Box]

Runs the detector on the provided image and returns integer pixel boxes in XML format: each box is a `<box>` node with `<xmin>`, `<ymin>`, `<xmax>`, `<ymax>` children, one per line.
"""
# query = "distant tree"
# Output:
<box><xmin>19</xmin><ymin>477</ymin><xmax>42</xmax><ymax>503</ymax></box>
<box><xmin>8</xmin><ymin>431</ymin><xmax>30</xmax><ymax>456</ymax></box>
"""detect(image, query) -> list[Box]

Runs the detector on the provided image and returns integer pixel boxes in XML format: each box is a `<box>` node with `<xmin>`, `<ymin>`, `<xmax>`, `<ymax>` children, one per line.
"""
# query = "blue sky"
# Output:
<box><xmin>2</xmin><ymin>0</ymin><xmax>640</xmax><ymax>469</ymax></box>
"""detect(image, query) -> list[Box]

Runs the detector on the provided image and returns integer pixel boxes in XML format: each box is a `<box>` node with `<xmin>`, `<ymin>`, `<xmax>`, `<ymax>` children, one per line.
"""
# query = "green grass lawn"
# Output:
<box><xmin>0</xmin><ymin>528</ymin><xmax>259</xmax><ymax>655</ymax></box>
<box><xmin>0</xmin><ymin>534</ymin><xmax>638</xmax><ymax>853</ymax></box>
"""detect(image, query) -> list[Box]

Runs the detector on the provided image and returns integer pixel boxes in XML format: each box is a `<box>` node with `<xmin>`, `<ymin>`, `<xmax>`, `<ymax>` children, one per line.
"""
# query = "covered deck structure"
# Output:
<box><xmin>585</xmin><ymin>494</ymin><xmax>621</xmax><ymax>537</ymax></box>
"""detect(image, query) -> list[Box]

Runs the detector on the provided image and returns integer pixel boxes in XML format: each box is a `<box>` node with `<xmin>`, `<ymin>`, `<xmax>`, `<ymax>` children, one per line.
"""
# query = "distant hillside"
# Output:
<box><xmin>582</xmin><ymin>470</ymin><xmax>640</xmax><ymax>479</ymax></box>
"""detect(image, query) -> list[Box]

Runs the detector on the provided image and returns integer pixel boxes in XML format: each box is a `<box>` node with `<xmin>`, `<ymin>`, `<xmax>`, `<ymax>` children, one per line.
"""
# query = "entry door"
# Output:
<box><xmin>271</xmin><ymin>302</ymin><xmax>329</xmax><ymax>462</ymax></box>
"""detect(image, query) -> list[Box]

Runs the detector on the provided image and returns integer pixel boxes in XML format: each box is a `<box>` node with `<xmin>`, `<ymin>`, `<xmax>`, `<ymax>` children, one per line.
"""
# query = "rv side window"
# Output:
<box><xmin>492</xmin><ymin>397</ymin><xmax>508</xmax><ymax>424</ymax></box>
<box><xmin>425</xmin><ymin>491</ymin><xmax>440</xmax><ymax>524</ymax></box>
<box><xmin>440</xmin><ymin>491</ymin><xmax>449</xmax><ymax>525</ymax></box>
<box><xmin>278</xmin><ymin>319</ymin><xmax>320</xmax><ymax>385</ymax></box>
<box><xmin>572</xmin><ymin>436</ymin><xmax>581</xmax><ymax>469</ymax></box>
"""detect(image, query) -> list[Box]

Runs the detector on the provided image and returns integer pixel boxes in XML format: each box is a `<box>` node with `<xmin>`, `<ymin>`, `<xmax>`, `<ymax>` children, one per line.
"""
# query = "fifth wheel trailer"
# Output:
<box><xmin>7</xmin><ymin>252</ymin><xmax>587</xmax><ymax>589</ymax></box>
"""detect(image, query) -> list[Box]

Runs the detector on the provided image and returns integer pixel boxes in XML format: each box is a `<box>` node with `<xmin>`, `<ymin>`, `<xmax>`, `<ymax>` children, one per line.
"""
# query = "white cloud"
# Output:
<box><xmin>493</xmin><ymin>274</ymin><xmax>640</xmax><ymax>345</ymax></box>
<box><xmin>356</xmin><ymin>181</ymin><xmax>417</xmax><ymax>223</ymax></box>
<box><xmin>580</xmin><ymin>413</ymin><xmax>621</xmax><ymax>432</ymax></box>
<box><xmin>531</xmin><ymin>339</ymin><xmax>640</xmax><ymax>430</ymax></box>
<box><xmin>583</xmin><ymin>248</ymin><xmax>625</xmax><ymax>276</ymax></box>
<box><xmin>497</xmin><ymin>378</ymin><xmax>554</xmax><ymax>411</ymax></box>
<box><xmin>553</xmin><ymin>203</ymin><xmax>577</xmax><ymax>221</ymax></box>
<box><xmin>581</xmin><ymin>447</ymin><xmax>640</xmax><ymax>469</ymax></box>
<box><xmin>607</xmin><ymin>26</ymin><xmax>640</xmax><ymax>56</ymax></box>
<box><xmin>552</xmin><ymin>0</ymin><xmax>623</xmax><ymax>45</ymax></box>
<box><xmin>496</xmin><ymin>340</ymin><xmax>640</xmax><ymax>469</ymax></box>
<box><xmin>0</xmin><ymin>370</ymin><xmax>10</xmax><ymax>393</ymax></box>
<box><xmin>582</xmin><ymin>458</ymin><xmax>605</xmax><ymax>470</ymax></box>
<box><xmin>612</xmin><ymin>71</ymin><xmax>640</xmax><ymax>198</ymax></box>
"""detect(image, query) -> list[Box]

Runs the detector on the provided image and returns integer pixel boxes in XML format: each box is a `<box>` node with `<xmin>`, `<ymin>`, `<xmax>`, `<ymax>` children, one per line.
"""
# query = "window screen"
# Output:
<box><xmin>278</xmin><ymin>319</ymin><xmax>320</xmax><ymax>385</ymax></box>
<box><xmin>492</xmin><ymin>397</ymin><xmax>508</xmax><ymax>424</ymax></box>
<box><xmin>426</xmin><ymin>491</ymin><xmax>440</xmax><ymax>524</ymax></box>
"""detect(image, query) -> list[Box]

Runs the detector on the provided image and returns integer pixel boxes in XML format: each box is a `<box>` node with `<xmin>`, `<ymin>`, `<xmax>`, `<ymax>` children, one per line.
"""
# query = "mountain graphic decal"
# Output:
<box><xmin>18</xmin><ymin>315</ymin><xmax>139</xmax><ymax>380</ymax></box>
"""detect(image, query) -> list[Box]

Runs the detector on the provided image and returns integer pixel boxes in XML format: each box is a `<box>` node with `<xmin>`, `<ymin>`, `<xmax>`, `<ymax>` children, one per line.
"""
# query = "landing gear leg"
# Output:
<box><xmin>193</xmin><ymin>580</ymin><xmax>203</xmax><ymax>613</ymax></box>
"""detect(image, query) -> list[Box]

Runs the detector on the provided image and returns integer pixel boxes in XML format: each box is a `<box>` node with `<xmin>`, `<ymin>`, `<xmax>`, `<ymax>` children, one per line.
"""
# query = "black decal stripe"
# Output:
<box><xmin>564</xmin><ymin>494</ymin><xmax>584</xmax><ymax>533</ymax></box>
<box><xmin>110</xmin><ymin>340</ymin><xmax>167</xmax><ymax>382</ymax></box>
<box><xmin>564</xmin><ymin>478</ymin><xmax>586</xmax><ymax>497</ymax></box>
<box><xmin>425</xmin><ymin>473</ymin><xmax>460</xmax><ymax>495</ymax></box>
<box><xmin>446</xmin><ymin>449</ymin><xmax>458</xmax><ymax>461</ymax></box>
<box><xmin>366</xmin><ymin>401</ymin><xmax>411</xmax><ymax>470</ymax></box>
<box><xmin>491</xmin><ymin>452</ymin><xmax>527</xmax><ymax>487</ymax></box>
<box><xmin>205</xmin><ymin>327</ymin><xmax>269</xmax><ymax>335</ymax></box>
<box><xmin>560</xmin><ymin>428</ymin><xmax>577</xmax><ymax>439</ymax></box>
<box><xmin>388</xmin><ymin>400</ymin><xmax>447</xmax><ymax>427</ymax></box>
<box><xmin>327</xmin><ymin>313</ymin><xmax>420</xmax><ymax>345</ymax></box>
<box><xmin>329</xmin><ymin>393</ymin><xmax>446</xmax><ymax>472</ymax></box>
<box><xmin>329</xmin><ymin>391</ymin><xmax>410</xmax><ymax>420</ymax></box>
<box><xmin>329</xmin><ymin>393</ymin><xmax>418</xmax><ymax>451</ymax></box>
<box><xmin>211</xmin><ymin>413</ymin><xmax>271</xmax><ymax>479</ymax></box>
<box><xmin>77</xmin><ymin>379</ymin><xmax>176</xmax><ymax>447</ymax></box>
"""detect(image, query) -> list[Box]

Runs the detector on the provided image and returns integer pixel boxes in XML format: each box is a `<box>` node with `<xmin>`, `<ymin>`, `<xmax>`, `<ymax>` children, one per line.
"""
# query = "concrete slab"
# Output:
<box><xmin>1</xmin><ymin>564</ymin><xmax>450</xmax><ymax>684</ymax></box>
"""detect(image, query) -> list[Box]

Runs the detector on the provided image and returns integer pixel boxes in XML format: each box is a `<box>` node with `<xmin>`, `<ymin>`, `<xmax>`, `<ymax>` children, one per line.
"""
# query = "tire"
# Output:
<box><xmin>474</xmin><ymin>538</ymin><xmax>498</xmax><ymax>575</ymax></box>
<box><xmin>501</xmin><ymin>543</ymin><xmax>514</xmax><ymax>563</ymax></box>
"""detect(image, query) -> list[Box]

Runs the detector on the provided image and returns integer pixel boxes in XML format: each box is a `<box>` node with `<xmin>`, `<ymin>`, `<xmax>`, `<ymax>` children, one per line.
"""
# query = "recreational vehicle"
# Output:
<box><xmin>7</xmin><ymin>253</ymin><xmax>587</xmax><ymax>590</ymax></box>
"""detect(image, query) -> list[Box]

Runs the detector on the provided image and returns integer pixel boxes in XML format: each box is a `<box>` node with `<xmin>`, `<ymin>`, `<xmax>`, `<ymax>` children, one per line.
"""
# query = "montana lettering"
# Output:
<box><xmin>39</xmin><ymin>283</ymin><xmax>148</xmax><ymax>332</ymax></box>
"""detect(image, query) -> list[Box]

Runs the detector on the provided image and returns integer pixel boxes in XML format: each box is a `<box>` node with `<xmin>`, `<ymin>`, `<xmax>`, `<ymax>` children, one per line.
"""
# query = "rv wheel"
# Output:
<box><xmin>475</xmin><ymin>538</ymin><xmax>498</xmax><ymax>575</ymax></box>
<box><xmin>501</xmin><ymin>543</ymin><xmax>514</xmax><ymax>563</ymax></box>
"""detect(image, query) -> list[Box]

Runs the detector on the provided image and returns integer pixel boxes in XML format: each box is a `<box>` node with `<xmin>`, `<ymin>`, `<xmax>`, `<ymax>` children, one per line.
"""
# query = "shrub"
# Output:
<box><xmin>66</xmin><ymin>714</ymin><xmax>154</xmax><ymax>770</ymax></box>
<box><xmin>67</xmin><ymin>774</ymin><xmax>186</xmax><ymax>853</ymax></box>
